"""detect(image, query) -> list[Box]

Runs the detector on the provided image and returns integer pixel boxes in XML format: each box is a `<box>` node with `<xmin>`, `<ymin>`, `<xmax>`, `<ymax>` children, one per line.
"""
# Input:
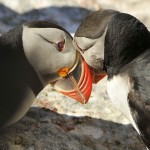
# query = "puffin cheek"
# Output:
<box><xmin>84</xmin><ymin>50</ymin><xmax>106</xmax><ymax>84</ymax></box>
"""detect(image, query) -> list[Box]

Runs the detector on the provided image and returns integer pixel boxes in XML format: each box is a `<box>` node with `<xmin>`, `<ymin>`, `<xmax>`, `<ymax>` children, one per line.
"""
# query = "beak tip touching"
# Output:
<box><xmin>50</xmin><ymin>53</ymin><xmax>107</xmax><ymax>104</ymax></box>
<box><xmin>51</xmin><ymin>53</ymin><xmax>93</xmax><ymax>104</ymax></box>
<box><xmin>61</xmin><ymin>57</ymin><xmax>93</xmax><ymax>104</ymax></box>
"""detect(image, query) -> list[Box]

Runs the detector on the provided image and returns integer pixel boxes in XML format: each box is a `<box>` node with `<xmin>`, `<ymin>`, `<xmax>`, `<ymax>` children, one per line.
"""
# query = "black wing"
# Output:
<box><xmin>126</xmin><ymin>49</ymin><xmax>150</xmax><ymax>148</ymax></box>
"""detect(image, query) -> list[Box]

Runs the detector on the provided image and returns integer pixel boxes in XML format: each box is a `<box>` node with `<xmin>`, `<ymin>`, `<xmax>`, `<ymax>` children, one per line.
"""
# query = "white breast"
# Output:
<box><xmin>107</xmin><ymin>74</ymin><xmax>140</xmax><ymax>134</ymax></box>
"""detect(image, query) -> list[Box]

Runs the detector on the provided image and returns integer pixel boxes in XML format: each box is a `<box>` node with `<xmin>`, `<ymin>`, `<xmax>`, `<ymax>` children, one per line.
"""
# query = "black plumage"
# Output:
<box><xmin>74</xmin><ymin>9</ymin><xmax>150</xmax><ymax>149</ymax></box>
<box><xmin>104</xmin><ymin>13</ymin><xmax>150</xmax><ymax>149</ymax></box>
<box><xmin>0</xmin><ymin>21</ymin><xmax>90</xmax><ymax>128</ymax></box>
<box><xmin>0</xmin><ymin>26</ymin><xmax>44</xmax><ymax>128</ymax></box>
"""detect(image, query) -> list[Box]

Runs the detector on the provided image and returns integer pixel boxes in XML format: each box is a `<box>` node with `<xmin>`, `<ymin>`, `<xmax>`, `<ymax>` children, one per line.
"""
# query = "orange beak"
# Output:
<box><xmin>51</xmin><ymin>52</ymin><xmax>92</xmax><ymax>104</ymax></box>
<box><xmin>89</xmin><ymin>67</ymin><xmax>106</xmax><ymax>84</ymax></box>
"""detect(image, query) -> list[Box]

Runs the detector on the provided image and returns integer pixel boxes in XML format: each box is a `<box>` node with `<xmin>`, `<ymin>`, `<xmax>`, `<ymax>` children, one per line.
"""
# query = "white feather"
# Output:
<box><xmin>107</xmin><ymin>74</ymin><xmax>140</xmax><ymax>134</ymax></box>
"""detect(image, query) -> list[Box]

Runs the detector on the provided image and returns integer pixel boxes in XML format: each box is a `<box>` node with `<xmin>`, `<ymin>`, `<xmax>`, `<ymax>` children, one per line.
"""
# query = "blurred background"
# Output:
<box><xmin>0</xmin><ymin>0</ymin><xmax>150</xmax><ymax>34</ymax></box>
<box><xmin>0</xmin><ymin>0</ymin><xmax>149</xmax><ymax>150</ymax></box>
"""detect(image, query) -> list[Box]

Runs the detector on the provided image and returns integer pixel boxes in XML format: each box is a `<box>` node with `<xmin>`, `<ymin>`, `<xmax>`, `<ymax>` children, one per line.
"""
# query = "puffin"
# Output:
<box><xmin>73</xmin><ymin>9</ymin><xmax>150</xmax><ymax>149</ymax></box>
<box><xmin>0</xmin><ymin>20</ymin><xmax>92</xmax><ymax>129</ymax></box>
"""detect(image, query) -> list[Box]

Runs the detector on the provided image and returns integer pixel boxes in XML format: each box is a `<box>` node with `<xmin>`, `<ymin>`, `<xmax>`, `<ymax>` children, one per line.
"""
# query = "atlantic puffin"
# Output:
<box><xmin>0</xmin><ymin>21</ymin><xmax>92</xmax><ymax>129</ymax></box>
<box><xmin>73</xmin><ymin>9</ymin><xmax>150</xmax><ymax>149</ymax></box>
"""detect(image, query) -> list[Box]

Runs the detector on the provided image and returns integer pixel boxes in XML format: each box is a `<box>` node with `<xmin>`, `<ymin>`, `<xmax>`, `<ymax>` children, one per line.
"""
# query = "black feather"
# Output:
<box><xmin>104</xmin><ymin>13</ymin><xmax>150</xmax><ymax>77</ymax></box>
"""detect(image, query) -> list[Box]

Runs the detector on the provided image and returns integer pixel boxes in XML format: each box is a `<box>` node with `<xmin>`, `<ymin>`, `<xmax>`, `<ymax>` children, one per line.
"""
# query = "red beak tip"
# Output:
<box><xmin>61</xmin><ymin>57</ymin><xmax>93</xmax><ymax>104</ymax></box>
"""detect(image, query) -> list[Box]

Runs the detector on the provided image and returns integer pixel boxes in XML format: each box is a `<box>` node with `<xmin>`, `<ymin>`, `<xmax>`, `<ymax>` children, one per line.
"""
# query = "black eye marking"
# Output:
<box><xmin>37</xmin><ymin>34</ymin><xmax>65</xmax><ymax>52</ymax></box>
<box><xmin>75</xmin><ymin>42</ymin><xmax>84</xmax><ymax>53</ymax></box>
<box><xmin>56</xmin><ymin>40</ymin><xmax>65</xmax><ymax>52</ymax></box>
<box><xmin>85</xmin><ymin>44</ymin><xmax>93</xmax><ymax>50</ymax></box>
<box><xmin>38</xmin><ymin>34</ymin><xmax>53</xmax><ymax>44</ymax></box>
<box><xmin>75</xmin><ymin>41</ymin><xmax>93</xmax><ymax>54</ymax></box>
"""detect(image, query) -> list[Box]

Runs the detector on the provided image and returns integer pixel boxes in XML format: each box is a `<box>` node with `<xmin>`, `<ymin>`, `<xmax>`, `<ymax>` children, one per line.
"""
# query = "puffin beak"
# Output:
<box><xmin>89</xmin><ymin>67</ymin><xmax>106</xmax><ymax>84</ymax></box>
<box><xmin>50</xmin><ymin>52</ymin><xmax>92</xmax><ymax>104</ymax></box>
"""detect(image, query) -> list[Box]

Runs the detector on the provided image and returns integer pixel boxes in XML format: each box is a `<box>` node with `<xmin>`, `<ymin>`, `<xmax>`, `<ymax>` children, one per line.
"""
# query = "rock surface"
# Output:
<box><xmin>0</xmin><ymin>0</ymin><xmax>149</xmax><ymax>149</ymax></box>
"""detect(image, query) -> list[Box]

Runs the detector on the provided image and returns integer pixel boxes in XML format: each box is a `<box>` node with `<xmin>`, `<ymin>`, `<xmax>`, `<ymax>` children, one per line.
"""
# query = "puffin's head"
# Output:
<box><xmin>73</xmin><ymin>9</ymin><xmax>119</xmax><ymax>83</ymax></box>
<box><xmin>22</xmin><ymin>21</ymin><xmax>92</xmax><ymax>104</ymax></box>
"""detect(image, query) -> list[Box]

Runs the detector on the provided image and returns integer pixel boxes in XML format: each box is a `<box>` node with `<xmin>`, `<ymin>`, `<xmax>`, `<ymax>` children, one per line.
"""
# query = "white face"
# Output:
<box><xmin>22</xmin><ymin>25</ymin><xmax>76</xmax><ymax>83</ymax></box>
<box><xmin>74</xmin><ymin>30</ymin><xmax>106</xmax><ymax>71</ymax></box>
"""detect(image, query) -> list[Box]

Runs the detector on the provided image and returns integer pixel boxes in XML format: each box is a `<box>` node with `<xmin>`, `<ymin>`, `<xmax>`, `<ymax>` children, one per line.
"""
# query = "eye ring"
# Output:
<box><xmin>56</xmin><ymin>40</ymin><xmax>65</xmax><ymax>52</ymax></box>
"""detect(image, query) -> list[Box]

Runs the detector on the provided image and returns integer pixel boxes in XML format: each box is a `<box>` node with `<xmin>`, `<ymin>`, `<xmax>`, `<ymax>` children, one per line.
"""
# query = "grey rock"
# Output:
<box><xmin>0</xmin><ymin>107</ymin><xmax>145</xmax><ymax>150</ymax></box>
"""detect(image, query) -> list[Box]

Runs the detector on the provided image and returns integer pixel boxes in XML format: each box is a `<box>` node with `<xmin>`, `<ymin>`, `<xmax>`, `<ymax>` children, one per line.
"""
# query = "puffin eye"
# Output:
<box><xmin>56</xmin><ymin>40</ymin><xmax>65</xmax><ymax>52</ymax></box>
<box><xmin>76</xmin><ymin>43</ymin><xmax>85</xmax><ymax>53</ymax></box>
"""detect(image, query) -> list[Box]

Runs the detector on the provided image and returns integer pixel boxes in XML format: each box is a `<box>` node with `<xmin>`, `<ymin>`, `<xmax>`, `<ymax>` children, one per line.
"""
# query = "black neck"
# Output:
<box><xmin>0</xmin><ymin>26</ymin><xmax>43</xmax><ymax>96</ymax></box>
<box><xmin>104</xmin><ymin>13</ymin><xmax>150</xmax><ymax>77</ymax></box>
